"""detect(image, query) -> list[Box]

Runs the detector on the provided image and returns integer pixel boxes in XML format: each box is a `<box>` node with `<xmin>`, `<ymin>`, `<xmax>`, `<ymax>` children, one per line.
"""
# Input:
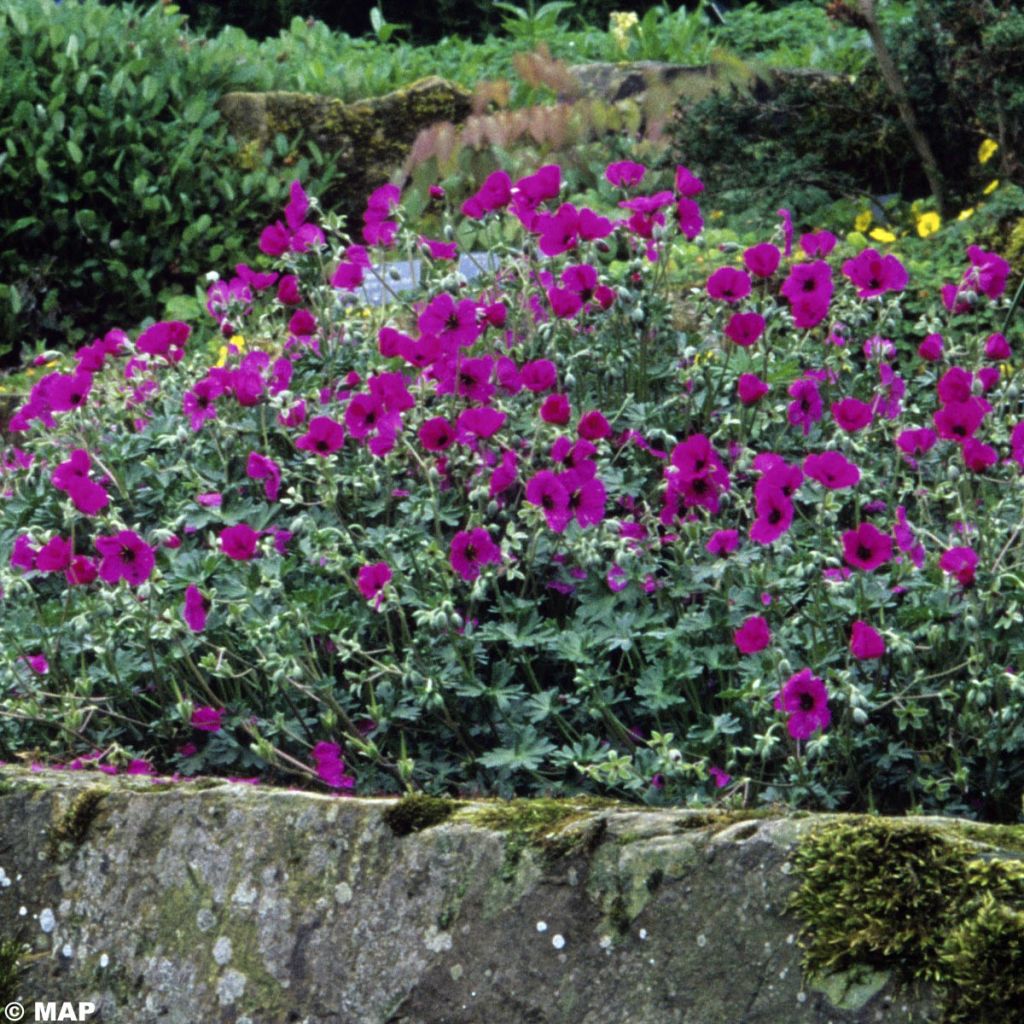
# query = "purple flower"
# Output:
<box><xmin>850</xmin><ymin>621</ymin><xmax>885</xmax><ymax>660</ymax></box>
<box><xmin>450</xmin><ymin>528</ymin><xmax>502</xmax><ymax>581</ymax></box>
<box><xmin>737</xmin><ymin>373</ymin><xmax>769</xmax><ymax>405</ymax></box>
<box><xmin>842</xmin><ymin>248</ymin><xmax>908</xmax><ymax>298</ymax></box>
<box><xmin>606</xmin><ymin>160</ymin><xmax>646</xmax><ymax>188</ymax></box>
<box><xmin>774</xmin><ymin>670</ymin><xmax>831</xmax><ymax>739</ymax></box>
<box><xmin>296</xmin><ymin>416</ymin><xmax>345</xmax><ymax>456</ymax></box>
<box><xmin>183</xmin><ymin>584</ymin><xmax>209</xmax><ymax>632</ymax></box>
<box><xmin>706</xmin><ymin>529</ymin><xmax>739</xmax><ymax>556</ymax></box>
<box><xmin>220</xmin><ymin>524</ymin><xmax>260</xmax><ymax>562</ymax></box>
<box><xmin>831</xmin><ymin>397</ymin><xmax>874</xmax><ymax>433</ymax></box>
<box><xmin>734</xmin><ymin>615</ymin><xmax>771</xmax><ymax>654</ymax></box>
<box><xmin>724</xmin><ymin>311</ymin><xmax>765</xmax><ymax>347</ymax></box>
<box><xmin>842</xmin><ymin>523</ymin><xmax>893</xmax><ymax>572</ymax></box>
<box><xmin>940</xmin><ymin>546</ymin><xmax>978</xmax><ymax>587</ymax></box>
<box><xmin>95</xmin><ymin>530</ymin><xmax>155</xmax><ymax>586</ymax></box>
<box><xmin>311</xmin><ymin>741</ymin><xmax>355</xmax><ymax>790</ymax></box>
<box><xmin>743</xmin><ymin>242</ymin><xmax>781</xmax><ymax>278</ymax></box>
<box><xmin>526</xmin><ymin>470</ymin><xmax>572</xmax><ymax>532</ymax></box>
<box><xmin>706</xmin><ymin>266</ymin><xmax>752</xmax><ymax>303</ymax></box>
<box><xmin>191</xmin><ymin>706</ymin><xmax>225</xmax><ymax>732</ymax></box>
<box><xmin>803</xmin><ymin>451</ymin><xmax>860</xmax><ymax>489</ymax></box>
<box><xmin>246</xmin><ymin>452</ymin><xmax>281</xmax><ymax>502</ymax></box>
<box><xmin>259</xmin><ymin>180</ymin><xmax>325</xmax><ymax>256</ymax></box>
<box><xmin>357</xmin><ymin>562</ymin><xmax>392</xmax><ymax>609</ymax></box>
<box><xmin>787</xmin><ymin>378</ymin><xmax>823</xmax><ymax>435</ymax></box>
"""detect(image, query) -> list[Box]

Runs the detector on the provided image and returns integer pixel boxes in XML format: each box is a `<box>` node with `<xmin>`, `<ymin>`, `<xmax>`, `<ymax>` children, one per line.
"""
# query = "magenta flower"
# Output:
<box><xmin>568</xmin><ymin>477</ymin><xmax>606</xmax><ymax>528</ymax></box>
<box><xmin>933</xmin><ymin>399</ymin><xmax>988</xmax><ymax>442</ymax></box>
<box><xmin>896</xmin><ymin>428</ymin><xmax>937</xmax><ymax>459</ymax></box>
<box><xmin>962</xmin><ymin>437</ymin><xmax>997</xmax><ymax>472</ymax></box>
<box><xmin>940</xmin><ymin>546</ymin><xmax>978</xmax><ymax>587</ymax></box>
<box><xmin>743</xmin><ymin>242</ymin><xmax>781</xmax><ymax>278</ymax></box>
<box><xmin>800</xmin><ymin>230</ymin><xmax>837</xmax><ymax>257</ymax></box>
<box><xmin>737</xmin><ymin>373</ymin><xmax>769</xmax><ymax>405</ymax></box>
<box><xmin>709</xmin><ymin>765</ymin><xmax>732</xmax><ymax>789</ymax></box>
<box><xmin>357</xmin><ymin>562</ymin><xmax>392</xmax><ymax>610</ymax></box>
<box><xmin>520</xmin><ymin>359</ymin><xmax>558</xmax><ymax>393</ymax></box>
<box><xmin>606</xmin><ymin>160</ymin><xmax>646</xmax><ymax>188</ymax></box>
<box><xmin>66</xmin><ymin>555</ymin><xmax>98</xmax><ymax>586</ymax></box>
<box><xmin>419</xmin><ymin>416</ymin><xmax>455</xmax><ymax>452</ymax></box>
<box><xmin>23</xmin><ymin>653</ymin><xmax>49</xmax><ymax>675</ymax></box>
<box><xmin>774</xmin><ymin>670</ymin><xmax>831</xmax><ymax>739</ymax></box>
<box><xmin>191</xmin><ymin>706</ymin><xmax>225</xmax><ymax>733</ymax></box>
<box><xmin>220</xmin><ymin>524</ymin><xmax>259</xmax><ymax>562</ymax></box>
<box><xmin>489</xmin><ymin>450</ymin><xmax>518</xmax><ymax>498</ymax></box>
<box><xmin>965</xmin><ymin>244</ymin><xmax>1010</xmax><ymax>299</ymax></box>
<box><xmin>183</xmin><ymin>584</ymin><xmax>209</xmax><ymax>632</ymax></box>
<box><xmin>136</xmin><ymin>320</ymin><xmax>191</xmax><ymax>362</ymax></box>
<box><xmin>46</xmin><ymin>370</ymin><xmax>93</xmax><ymax>412</ymax></box>
<box><xmin>787</xmin><ymin>378</ymin><xmax>823</xmax><ymax>435</ymax></box>
<box><xmin>36</xmin><ymin>535</ymin><xmax>73</xmax><ymax>573</ymax></box>
<box><xmin>51</xmin><ymin>449</ymin><xmax>109</xmax><ymax>516</ymax></box>
<box><xmin>457</xmin><ymin>407</ymin><xmax>506</xmax><ymax>442</ymax></box>
<box><xmin>10</xmin><ymin>534</ymin><xmax>37</xmax><ymax>571</ymax></box>
<box><xmin>526</xmin><ymin>470</ymin><xmax>572</xmax><ymax>532</ymax></box>
<box><xmin>724</xmin><ymin>311</ymin><xmax>765</xmax><ymax>347</ymax></box>
<box><xmin>311</xmin><ymin>741</ymin><xmax>355</xmax><ymax>790</ymax></box>
<box><xmin>94</xmin><ymin>530</ymin><xmax>154</xmax><ymax>586</ymax></box>
<box><xmin>578</xmin><ymin>409</ymin><xmax>611</xmax><ymax>440</ymax></box>
<box><xmin>450</xmin><ymin>528</ymin><xmax>502</xmax><ymax>581</ymax></box>
<box><xmin>540</xmin><ymin>393</ymin><xmax>571</xmax><ymax>424</ymax></box>
<box><xmin>246</xmin><ymin>452</ymin><xmax>281</xmax><ymax>502</ymax></box>
<box><xmin>706</xmin><ymin>529</ymin><xmax>739</xmax><ymax>556</ymax></box>
<box><xmin>183</xmin><ymin>378</ymin><xmax>222</xmax><ymax>431</ymax></box>
<box><xmin>918</xmin><ymin>333</ymin><xmax>944</xmax><ymax>361</ymax></box>
<box><xmin>676</xmin><ymin>198</ymin><xmax>704</xmax><ymax>240</ymax></box>
<box><xmin>984</xmin><ymin>333</ymin><xmax>1011</xmax><ymax>360</ymax></box>
<box><xmin>418</xmin><ymin>293</ymin><xmax>481</xmax><ymax>349</ymax></box>
<box><xmin>706</xmin><ymin>266</ymin><xmax>752</xmax><ymax>303</ymax></box>
<box><xmin>803</xmin><ymin>451</ymin><xmax>860</xmax><ymax>489</ymax></box>
<box><xmin>259</xmin><ymin>180</ymin><xmax>325</xmax><ymax>256</ymax></box>
<box><xmin>461</xmin><ymin>170</ymin><xmax>512</xmax><ymax>219</ymax></box>
<box><xmin>780</xmin><ymin>261</ymin><xmax>833</xmax><ymax>328</ymax></box>
<box><xmin>842</xmin><ymin>248</ymin><xmax>908</xmax><ymax>297</ymax></box>
<box><xmin>750</xmin><ymin>486</ymin><xmax>794</xmax><ymax>545</ymax></box>
<box><xmin>842</xmin><ymin>522</ymin><xmax>893</xmax><ymax>572</ymax></box>
<box><xmin>850</xmin><ymin>621</ymin><xmax>885</xmax><ymax>660</ymax></box>
<box><xmin>831</xmin><ymin>397</ymin><xmax>874</xmax><ymax>433</ymax></box>
<box><xmin>734</xmin><ymin>615</ymin><xmax>771</xmax><ymax>654</ymax></box>
<box><xmin>674</xmin><ymin>165</ymin><xmax>704</xmax><ymax>196</ymax></box>
<box><xmin>296</xmin><ymin>416</ymin><xmax>345</xmax><ymax>456</ymax></box>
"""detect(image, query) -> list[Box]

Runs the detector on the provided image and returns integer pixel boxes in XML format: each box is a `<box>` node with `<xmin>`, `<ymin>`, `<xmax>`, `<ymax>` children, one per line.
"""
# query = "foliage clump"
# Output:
<box><xmin>383</xmin><ymin>793</ymin><xmax>459</xmax><ymax>836</ymax></box>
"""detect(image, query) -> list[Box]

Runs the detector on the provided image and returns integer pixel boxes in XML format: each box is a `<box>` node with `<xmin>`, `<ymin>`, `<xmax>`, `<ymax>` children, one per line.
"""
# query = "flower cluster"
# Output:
<box><xmin>1</xmin><ymin>163</ymin><xmax>1021</xmax><ymax>816</ymax></box>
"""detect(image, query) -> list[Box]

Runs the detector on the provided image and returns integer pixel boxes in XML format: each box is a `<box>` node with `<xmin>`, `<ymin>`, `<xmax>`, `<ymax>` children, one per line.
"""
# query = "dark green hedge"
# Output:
<box><xmin>0</xmin><ymin>1</ymin><xmax>345</xmax><ymax>365</ymax></box>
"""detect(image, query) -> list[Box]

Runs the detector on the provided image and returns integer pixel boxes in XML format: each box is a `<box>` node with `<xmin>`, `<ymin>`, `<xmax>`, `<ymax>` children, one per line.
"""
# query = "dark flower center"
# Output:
<box><xmin>857</xmin><ymin>544</ymin><xmax>872</xmax><ymax>561</ymax></box>
<box><xmin>121</xmin><ymin>547</ymin><xmax>136</xmax><ymax>563</ymax></box>
<box><xmin>464</xmin><ymin>544</ymin><xmax>477</xmax><ymax>562</ymax></box>
<box><xmin>798</xmin><ymin>692</ymin><xmax>815</xmax><ymax>711</ymax></box>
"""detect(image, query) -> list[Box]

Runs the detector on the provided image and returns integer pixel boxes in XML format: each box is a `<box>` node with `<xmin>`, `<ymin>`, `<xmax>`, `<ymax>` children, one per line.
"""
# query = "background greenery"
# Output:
<box><xmin>0</xmin><ymin>0</ymin><xmax>1020</xmax><ymax>368</ymax></box>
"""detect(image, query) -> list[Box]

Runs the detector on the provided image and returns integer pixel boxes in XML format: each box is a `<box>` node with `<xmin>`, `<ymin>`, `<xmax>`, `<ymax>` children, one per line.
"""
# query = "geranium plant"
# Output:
<box><xmin>1</xmin><ymin>161</ymin><xmax>1021</xmax><ymax>819</ymax></box>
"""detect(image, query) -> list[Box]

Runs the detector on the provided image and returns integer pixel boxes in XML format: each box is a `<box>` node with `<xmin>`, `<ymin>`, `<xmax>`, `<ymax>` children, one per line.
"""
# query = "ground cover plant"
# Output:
<box><xmin>1</xmin><ymin>156</ymin><xmax>1022</xmax><ymax>820</ymax></box>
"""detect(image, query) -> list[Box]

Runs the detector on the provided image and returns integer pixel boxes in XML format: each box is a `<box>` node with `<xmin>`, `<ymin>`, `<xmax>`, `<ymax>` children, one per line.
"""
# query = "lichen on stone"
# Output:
<box><xmin>0</xmin><ymin>936</ymin><xmax>27</xmax><ymax>1004</ymax></box>
<box><xmin>790</xmin><ymin>816</ymin><xmax>1024</xmax><ymax>1023</ymax></box>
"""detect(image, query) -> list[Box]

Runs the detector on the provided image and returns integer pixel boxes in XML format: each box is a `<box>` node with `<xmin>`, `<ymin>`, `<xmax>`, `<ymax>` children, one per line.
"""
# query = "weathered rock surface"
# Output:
<box><xmin>1</xmin><ymin>769</ymin><xmax>1015</xmax><ymax>1023</ymax></box>
<box><xmin>217</xmin><ymin>76</ymin><xmax>472</xmax><ymax>212</ymax></box>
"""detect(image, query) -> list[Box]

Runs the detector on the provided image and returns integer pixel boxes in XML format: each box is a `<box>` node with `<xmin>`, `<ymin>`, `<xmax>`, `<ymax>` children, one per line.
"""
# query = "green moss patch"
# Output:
<box><xmin>791</xmin><ymin>817</ymin><xmax>1024</xmax><ymax>1023</ymax></box>
<box><xmin>0</xmin><ymin>937</ymin><xmax>27</xmax><ymax>1005</ymax></box>
<box><xmin>382</xmin><ymin>794</ymin><xmax>460</xmax><ymax>837</ymax></box>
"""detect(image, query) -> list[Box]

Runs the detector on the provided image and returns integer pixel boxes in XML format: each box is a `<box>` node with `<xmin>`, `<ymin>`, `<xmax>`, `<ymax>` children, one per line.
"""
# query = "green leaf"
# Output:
<box><xmin>67</xmin><ymin>140</ymin><xmax>83</xmax><ymax>165</ymax></box>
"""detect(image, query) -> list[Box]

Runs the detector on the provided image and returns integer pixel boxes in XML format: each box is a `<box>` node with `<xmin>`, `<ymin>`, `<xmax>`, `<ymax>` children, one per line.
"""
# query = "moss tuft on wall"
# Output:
<box><xmin>791</xmin><ymin>817</ymin><xmax>1024</xmax><ymax>1024</ymax></box>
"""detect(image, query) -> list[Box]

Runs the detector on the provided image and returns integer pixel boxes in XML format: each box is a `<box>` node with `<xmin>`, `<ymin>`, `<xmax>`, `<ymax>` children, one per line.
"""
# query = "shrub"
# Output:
<box><xmin>1</xmin><ymin>158</ymin><xmax>1022</xmax><ymax>818</ymax></box>
<box><xmin>0</xmin><ymin>0</ymin><xmax>346</xmax><ymax>364</ymax></box>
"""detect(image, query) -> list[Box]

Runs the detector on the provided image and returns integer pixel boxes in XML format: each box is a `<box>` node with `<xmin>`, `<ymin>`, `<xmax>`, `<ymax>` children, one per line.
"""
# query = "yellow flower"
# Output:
<box><xmin>983</xmin><ymin>179</ymin><xmax>1000</xmax><ymax>195</ymax></box>
<box><xmin>609</xmin><ymin>10</ymin><xmax>638</xmax><ymax>53</ymax></box>
<box><xmin>214</xmin><ymin>346</ymin><xmax>228</xmax><ymax>368</ymax></box>
<box><xmin>854</xmin><ymin>210</ymin><xmax>872</xmax><ymax>232</ymax></box>
<box><xmin>229</xmin><ymin>334</ymin><xmax>246</xmax><ymax>351</ymax></box>
<box><xmin>916</xmin><ymin>211</ymin><xmax>941</xmax><ymax>238</ymax></box>
<box><xmin>957</xmin><ymin>208</ymin><xmax>975</xmax><ymax>221</ymax></box>
<box><xmin>869</xmin><ymin>227</ymin><xmax>897</xmax><ymax>243</ymax></box>
<box><xmin>978</xmin><ymin>139</ymin><xmax>999</xmax><ymax>165</ymax></box>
